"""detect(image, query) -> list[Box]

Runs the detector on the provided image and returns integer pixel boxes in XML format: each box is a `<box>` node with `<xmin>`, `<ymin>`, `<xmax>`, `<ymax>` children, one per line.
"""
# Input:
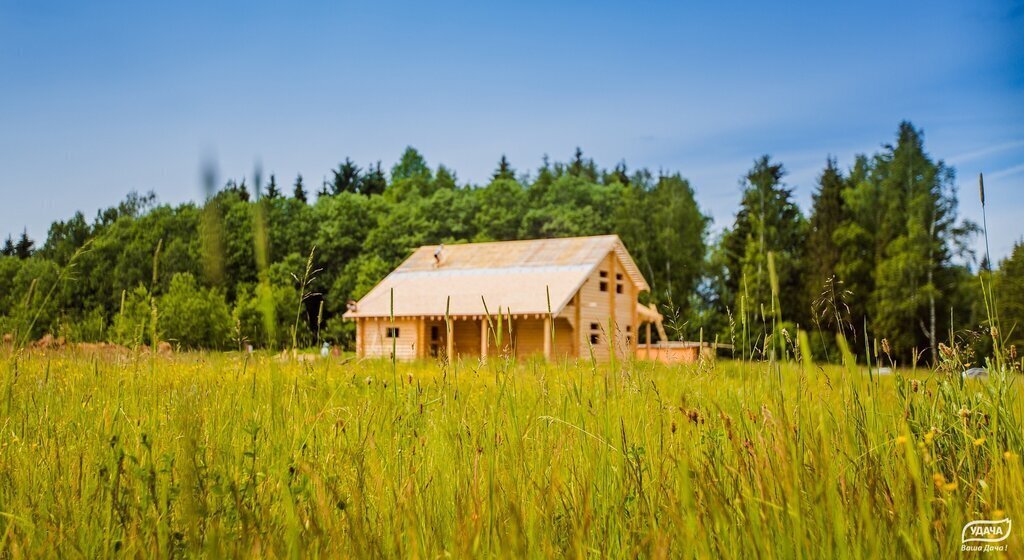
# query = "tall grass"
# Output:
<box><xmin>0</xmin><ymin>348</ymin><xmax>1020</xmax><ymax>557</ymax></box>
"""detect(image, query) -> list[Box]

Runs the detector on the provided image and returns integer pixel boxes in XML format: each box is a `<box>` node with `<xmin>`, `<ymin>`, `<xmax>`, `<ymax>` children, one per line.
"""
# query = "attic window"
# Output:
<box><xmin>616</xmin><ymin>284</ymin><xmax>623</xmax><ymax>294</ymax></box>
<box><xmin>599</xmin><ymin>270</ymin><xmax>608</xmax><ymax>278</ymax></box>
<box><xmin>590</xmin><ymin>323</ymin><xmax>599</xmax><ymax>330</ymax></box>
<box><xmin>386</xmin><ymin>327</ymin><xmax>400</xmax><ymax>338</ymax></box>
<box><xmin>616</xmin><ymin>273</ymin><xmax>623</xmax><ymax>281</ymax></box>
<box><xmin>590</xmin><ymin>334</ymin><xmax>600</xmax><ymax>345</ymax></box>
<box><xmin>599</xmin><ymin>281</ymin><xmax>608</xmax><ymax>292</ymax></box>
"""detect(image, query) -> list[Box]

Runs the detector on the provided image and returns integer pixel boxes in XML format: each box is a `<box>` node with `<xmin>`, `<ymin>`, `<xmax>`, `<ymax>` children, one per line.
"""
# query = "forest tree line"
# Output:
<box><xmin>1</xmin><ymin>121</ymin><xmax>1021</xmax><ymax>363</ymax></box>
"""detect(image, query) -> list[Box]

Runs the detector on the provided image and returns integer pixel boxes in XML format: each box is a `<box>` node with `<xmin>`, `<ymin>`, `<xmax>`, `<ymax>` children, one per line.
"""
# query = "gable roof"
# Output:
<box><xmin>344</xmin><ymin>235</ymin><xmax>648</xmax><ymax>318</ymax></box>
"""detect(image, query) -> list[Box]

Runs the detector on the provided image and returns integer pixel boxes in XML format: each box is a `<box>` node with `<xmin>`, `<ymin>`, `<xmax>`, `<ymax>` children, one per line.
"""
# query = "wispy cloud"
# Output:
<box><xmin>989</xmin><ymin>163</ymin><xmax>1024</xmax><ymax>181</ymax></box>
<box><xmin>948</xmin><ymin>140</ymin><xmax>1024</xmax><ymax>165</ymax></box>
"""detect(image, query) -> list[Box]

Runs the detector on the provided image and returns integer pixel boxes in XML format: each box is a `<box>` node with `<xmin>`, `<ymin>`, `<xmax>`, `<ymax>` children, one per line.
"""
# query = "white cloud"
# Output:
<box><xmin>989</xmin><ymin>163</ymin><xmax>1024</xmax><ymax>181</ymax></box>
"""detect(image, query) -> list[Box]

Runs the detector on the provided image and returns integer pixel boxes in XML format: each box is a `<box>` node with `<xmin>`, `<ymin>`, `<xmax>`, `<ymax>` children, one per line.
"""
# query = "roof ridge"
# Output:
<box><xmin>414</xmin><ymin>234</ymin><xmax>619</xmax><ymax>250</ymax></box>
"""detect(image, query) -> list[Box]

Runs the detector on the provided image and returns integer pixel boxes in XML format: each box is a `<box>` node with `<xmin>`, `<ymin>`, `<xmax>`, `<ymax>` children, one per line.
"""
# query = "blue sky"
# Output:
<box><xmin>2</xmin><ymin>1</ymin><xmax>1022</xmax><ymax>261</ymax></box>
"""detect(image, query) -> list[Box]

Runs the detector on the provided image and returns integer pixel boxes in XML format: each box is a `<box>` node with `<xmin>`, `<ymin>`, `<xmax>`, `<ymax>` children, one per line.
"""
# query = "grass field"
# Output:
<box><xmin>0</xmin><ymin>348</ymin><xmax>1021</xmax><ymax>558</ymax></box>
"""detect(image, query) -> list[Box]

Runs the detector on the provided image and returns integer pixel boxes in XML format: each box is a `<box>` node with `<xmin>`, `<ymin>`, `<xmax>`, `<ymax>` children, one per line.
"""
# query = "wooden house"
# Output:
<box><xmin>343</xmin><ymin>235</ymin><xmax>664</xmax><ymax>361</ymax></box>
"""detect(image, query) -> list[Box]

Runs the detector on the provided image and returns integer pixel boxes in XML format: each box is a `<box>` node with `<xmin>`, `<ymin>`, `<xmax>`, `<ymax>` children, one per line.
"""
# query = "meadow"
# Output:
<box><xmin>0</xmin><ymin>346</ymin><xmax>1020</xmax><ymax>558</ymax></box>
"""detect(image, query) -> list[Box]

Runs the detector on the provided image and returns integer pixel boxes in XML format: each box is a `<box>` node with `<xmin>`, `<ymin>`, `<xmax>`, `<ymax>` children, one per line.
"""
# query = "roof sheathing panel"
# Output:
<box><xmin>345</xmin><ymin>235</ymin><xmax>649</xmax><ymax>318</ymax></box>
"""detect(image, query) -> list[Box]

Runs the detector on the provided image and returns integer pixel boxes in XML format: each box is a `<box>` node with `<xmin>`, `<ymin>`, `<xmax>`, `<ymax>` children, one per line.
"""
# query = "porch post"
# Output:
<box><xmin>416</xmin><ymin>317</ymin><xmax>426</xmax><ymax>359</ymax></box>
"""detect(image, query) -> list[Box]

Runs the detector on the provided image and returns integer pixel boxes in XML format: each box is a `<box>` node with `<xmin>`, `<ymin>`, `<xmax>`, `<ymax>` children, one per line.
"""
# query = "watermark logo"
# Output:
<box><xmin>961</xmin><ymin>518</ymin><xmax>1011</xmax><ymax>552</ymax></box>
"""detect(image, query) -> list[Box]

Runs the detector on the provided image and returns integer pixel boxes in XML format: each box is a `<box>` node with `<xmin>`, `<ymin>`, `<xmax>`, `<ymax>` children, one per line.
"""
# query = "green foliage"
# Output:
<box><xmin>718</xmin><ymin>156</ymin><xmax>807</xmax><ymax>352</ymax></box>
<box><xmin>58</xmin><ymin>306</ymin><xmax>108</xmax><ymax>343</ymax></box>
<box><xmin>233</xmin><ymin>282</ymin><xmax>296</xmax><ymax>349</ymax></box>
<box><xmin>13</xmin><ymin>229</ymin><xmax>35</xmax><ymax>259</ymax></box>
<box><xmin>995</xmin><ymin>241</ymin><xmax>1024</xmax><ymax>349</ymax></box>
<box><xmin>39</xmin><ymin>211</ymin><xmax>91</xmax><ymax>264</ymax></box>
<box><xmin>110</xmin><ymin>286</ymin><xmax>154</xmax><ymax>347</ymax></box>
<box><xmin>159</xmin><ymin>273</ymin><xmax>233</xmax><ymax>349</ymax></box>
<box><xmin>0</xmin><ymin>236</ymin><xmax>14</xmax><ymax>257</ymax></box>
<box><xmin>0</xmin><ymin>256</ymin><xmax>21</xmax><ymax>315</ymax></box>
<box><xmin>869</xmin><ymin>123</ymin><xmax>971</xmax><ymax>360</ymax></box>
<box><xmin>474</xmin><ymin>178</ymin><xmax>527</xmax><ymax>241</ymax></box>
<box><xmin>493</xmin><ymin>154</ymin><xmax>515</xmax><ymax>181</ymax></box>
<box><xmin>390</xmin><ymin>146</ymin><xmax>431</xmax><ymax>182</ymax></box>
<box><xmin>0</xmin><ymin>126</ymin><xmax>995</xmax><ymax>364</ymax></box>
<box><xmin>330</xmin><ymin>159</ymin><xmax>361</xmax><ymax>195</ymax></box>
<box><xmin>832</xmin><ymin>155</ymin><xmax>878</xmax><ymax>333</ymax></box>
<box><xmin>803</xmin><ymin>158</ymin><xmax>849</xmax><ymax>359</ymax></box>
<box><xmin>292</xmin><ymin>174</ymin><xmax>308</xmax><ymax>203</ymax></box>
<box><xmin>7</xmin><ymin>257</ymin><xmax>61</xmax><ymax>340</ymax></box>
<box><xmin>804</xmin><ymin>158</ymin><xmax>846</xmax><ymax>305</ymax></box>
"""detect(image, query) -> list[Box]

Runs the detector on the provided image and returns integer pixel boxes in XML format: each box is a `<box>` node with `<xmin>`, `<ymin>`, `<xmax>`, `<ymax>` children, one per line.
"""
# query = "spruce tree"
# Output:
<box><xmin>236</xmin><ymin>179</ymin><xmax>250</xmax><ymax>202</ymax></box>
<box><xmin>720</xmin><ymin>156</ymin><xmax>807</xmax><ymax>338</ymax></box>
<box><xmin>493</xmin><ymin>155</ymin><xmax>515</xmax><ymax>181</ymax></box>
<box><xmin>361</xmin><ymin>162</ymin><xmax>387</xmax><ymax>196</ymax></box>
<box><xmin>833</xmin><ymin>155</ymin><xmax>879</xmax><ymax>338</ymax></box>
<box><xmin>292</xmin><ymin>174</ymin><xmax>307</xmax><ymax>203</ymax></box>
<box><xmin>434</xmin><ymin>165</ymin><xmax>457</xmax><ymax>190</ymax></box>
<box><xmin>568</xmin><ymin>147</ymin><xmax>598</xmax><ymax>181</ymax></box>
<box><xmin>332</xmin><ymin>159</ymin><xmax>361</xmax><ymax>194</ymax></box>
<box><xmin>1</xmin><ymin>235</ymin><xmax>14</xmax><ymax>257</ymax></box>
<box><xmin>15</xmin><ymin>229</ymin><xmax>34</xmax><ymax>259</ymax></box>
<box><xmin>871</xmin><ymin>122</ymin><xmax>966</xmax><ymax>362</ymax></box>
<box><xmin>606</xmin><ymin>162</ymin><xmax>630</xmax><ymax>186</ymax></box>
<box><xmin>265</xmin><ymin>174</ymin><xmax>281</xmax><ymax>199</ymax></box>
<box><xmin>805</xmin><ymin>157</ymin><xmax>848</xmax><ymax>331</ymax></box>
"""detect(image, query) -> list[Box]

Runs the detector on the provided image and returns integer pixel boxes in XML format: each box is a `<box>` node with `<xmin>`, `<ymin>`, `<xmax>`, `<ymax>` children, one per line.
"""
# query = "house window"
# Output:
<box><xmin>386</xmin><ymin>327</ymin><xmax>400</xmax><ymax>338</ymax></box>
<box><xmin>599</xmin><ymin>281</ymin><xmax>608</xmax><ymax>292</ymax></box>
<box><xmin>616</xmin><ymin>273</ymin><xmax>623</xmax><ymax>281</ymax></box>
<box><xmin>430</xmin><ymin>326</ymin><xmax>439</xmax><ymax>341</ymax></box>
<box><xmin>616</xmin><ymin>283</ymin><xmax>623</xmax><ymax>294</ymax></box>
<box><xmin>590</xmin><ymin>334</ymin><xmax>600</xmax><ymax>345</ymax></box>
<box><xmin>599</xmin><ymin>270</ymin><xmax>608</xmax><ymax>278</ymax></box>
<box><xmin>590</xmin><ymin>322</ymin><xmax>599</xmax><ymax>330</ymax></box>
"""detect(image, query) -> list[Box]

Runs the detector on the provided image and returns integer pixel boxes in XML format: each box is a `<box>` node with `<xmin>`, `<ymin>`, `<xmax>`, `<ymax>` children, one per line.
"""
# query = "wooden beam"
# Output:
<box><xmin>356</xmin><ymin>318</ymin><xmax>363</xmax><ymax>357</ymax></box>
<box><xmin>573</xmin><ymin>290</ymin><xmax>581</xmax><ymax>358</ymax></box>
<box><xmin>631</xmin><ymin>283</ymin><xmax>639</xmax><ymax>356</ymax></box>
<box><xmin>417</xmin><ymin>317</ymin><xmax>426</xmax><ymax>359</ymax></box>
<box><xmin>609</xmin><ymin>252</ymin><xmax>617</xmax><ymax>360</ymax></box>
